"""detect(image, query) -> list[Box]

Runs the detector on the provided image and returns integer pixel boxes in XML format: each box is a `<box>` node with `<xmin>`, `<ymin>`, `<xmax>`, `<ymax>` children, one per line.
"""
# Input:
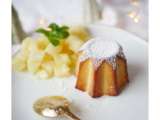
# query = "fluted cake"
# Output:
<box><xmin>75</xmin><ymin>38</ymin><xmax>128</xmax><ymax>98</ymax></box>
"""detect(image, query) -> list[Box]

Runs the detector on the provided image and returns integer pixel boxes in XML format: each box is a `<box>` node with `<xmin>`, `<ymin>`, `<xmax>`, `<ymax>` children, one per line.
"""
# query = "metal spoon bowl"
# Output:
<box><xmin>33</xmin><ymin>96</ymin><xmax>80</xmax><ymax>120</ymax></box>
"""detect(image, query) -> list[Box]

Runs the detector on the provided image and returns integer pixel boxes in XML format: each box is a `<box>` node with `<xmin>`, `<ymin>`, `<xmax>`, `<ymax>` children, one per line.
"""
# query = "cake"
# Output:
<box><xmin>75</xmin><ymin>38</ymin><xmax>128</xmax><ymax>97</ymax></box>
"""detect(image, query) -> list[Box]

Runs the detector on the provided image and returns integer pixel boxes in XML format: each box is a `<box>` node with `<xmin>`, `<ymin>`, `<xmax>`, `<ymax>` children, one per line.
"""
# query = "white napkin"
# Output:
<box><xmin>13</xmin><ymin>0</ymin><xmax>100</xmax><ymax>33</ymax></box>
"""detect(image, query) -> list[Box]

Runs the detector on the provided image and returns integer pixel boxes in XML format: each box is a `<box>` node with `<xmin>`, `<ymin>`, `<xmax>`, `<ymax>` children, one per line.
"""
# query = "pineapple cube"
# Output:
<box><xmin>42</xmin><ymin>53</ymin><xmax>54</xmax><ymax>62</ymax></box>
<box><xmin>27</xmin><ymin>36</ymin><xmax>48</xmax><ymax>53</ymax></box>
<box><xmin>12</xmin><ymin>52</ymin><xmax>27</xmax><ymax>71</ymax></box>
<box><xmin>60</xmin><ymin>41</ymin><xmax>74</xmax><ymax>55</ymax></box>
<box><xmin>27</xmin><ymin>51</ymin><xmax>44</xmax><ymax>73</ymax></box>
<box><xmin>69</xmin><ymin>54</ymin><xmax>78</xmax><ymax>73</ymax></box>
<box><xmin>45</xmin><ymin>43</ymin><xmax>62</xmax><ymax>57</ymax></box>
<box><xmin>21</xmin><ymin>37</ymin><xmax>33</xmax><ymax>56</ymax></box>
<box><xmin>66</xmin><ymin>35</ymin><xmax>84</xmax><ymax>53</ymax></box>
<box><xmin>41</xmin><ymin>61</ymin><xmax>54</xmax><ymax>77</ymax></box>
<box><xmin>36</xmin><ymin>69</ymin><xmax>50</xmax><ymax>79</ymax></box>
<box><xmin>54</xmin><ymin>64</ymin><xmax>70</xmax><ymax>77</ymax></box>
<box><xmin>54</xmin><ymin>54</ymin><xmax>71</xmax><ymax>65</ymax></box>
<box><xmin>35</xmin><ymin>36</ymin><xmax>49</xmax><ymax>50</ymax></box>
<box><xmin>28</xmin><ymin>40</ymin><xmax>38</xmax><ymax>53</ymax></box>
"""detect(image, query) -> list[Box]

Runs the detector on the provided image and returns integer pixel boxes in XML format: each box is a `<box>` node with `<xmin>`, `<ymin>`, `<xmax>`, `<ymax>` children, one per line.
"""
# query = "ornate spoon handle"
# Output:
<box><xmin>64</xmin><ymin>109</ymin><xmax>80</xmax><ymax>120</ymax></box>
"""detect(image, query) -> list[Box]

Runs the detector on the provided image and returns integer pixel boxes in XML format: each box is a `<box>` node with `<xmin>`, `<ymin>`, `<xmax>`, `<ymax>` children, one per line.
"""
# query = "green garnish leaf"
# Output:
<box><xmin>36</xmin><ymin>28</ymin><xmax>49</xmax><ymax>36</ymax></box>
<box><xmin>36</xmin><ymin>23</ymin><xmax>70</xmax><ymax>46</ymax></box>
<box><xmin>61</xmin><ymin>26</ymin><xmax>69</xmax><ymax>30</ymax></box>
<box><xmin>48</xmin><ymin>23</ymin><xmax>59</xmax><ymax>31</ymax></box>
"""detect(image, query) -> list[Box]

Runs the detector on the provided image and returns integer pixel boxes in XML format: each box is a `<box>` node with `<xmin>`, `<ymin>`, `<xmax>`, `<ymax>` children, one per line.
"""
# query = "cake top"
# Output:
<box><xmin>79</xmin><ymin>37</ymin><xmax>125</xmax><ymax>70</ymax></box>
<box><xmin>79</xmin><ymin>38</ymin><xmax>121</xmax><ymax>59</ymax></box>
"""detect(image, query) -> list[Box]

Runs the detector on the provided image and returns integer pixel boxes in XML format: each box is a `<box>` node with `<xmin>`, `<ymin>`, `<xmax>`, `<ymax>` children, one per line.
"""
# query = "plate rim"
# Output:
<box><xmin>88</xmin><ymin>24</ymin><xmax>148</xmax><ymax>47</ymax></box>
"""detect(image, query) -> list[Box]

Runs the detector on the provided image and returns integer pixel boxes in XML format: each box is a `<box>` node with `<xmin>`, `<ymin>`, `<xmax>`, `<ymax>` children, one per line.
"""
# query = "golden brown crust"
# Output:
<box><xmin>76</xmin><ymin>58</ymin><xmax>95</xmax><ymax>93</ymax></box>
<box><xmin>75</xmin><ymin>55</ymin><xmax>128</xmax><ymax>98</ymax></box>
<box><xmin>93</xmin><ymin>61</ymin><xmax>119</xmax><ymax>97</ymax></box>
<box><xmin>116</xmin><ymin>56</ymin><xmax>129</xmax><ymax>92</ymax></box>
<box><xmin>75</xmin><ymin>61</ymin><xmax>86</xmax><ymax>91</ymax></box>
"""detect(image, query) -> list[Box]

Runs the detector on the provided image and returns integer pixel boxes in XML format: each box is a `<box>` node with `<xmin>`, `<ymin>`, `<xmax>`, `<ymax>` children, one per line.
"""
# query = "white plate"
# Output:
<box><xmin>12</xmin><ymin>24</ymin><xmax>148</xmax><ymax>120</ymax></box>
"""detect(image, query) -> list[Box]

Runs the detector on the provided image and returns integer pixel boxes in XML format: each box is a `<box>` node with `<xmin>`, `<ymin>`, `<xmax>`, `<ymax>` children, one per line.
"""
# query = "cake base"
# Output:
<box><xmin>76</xmin><ymin>56</ymin><xmax>128</xmax><ymax>98</ymax></box>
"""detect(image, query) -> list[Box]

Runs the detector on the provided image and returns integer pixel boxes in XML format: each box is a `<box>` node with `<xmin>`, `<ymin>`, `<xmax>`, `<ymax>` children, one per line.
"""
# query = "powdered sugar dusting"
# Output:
<box><xmin>79</xmin><ymin>38</ymin><xmax>125</xmax><ymax>70</ymax></box>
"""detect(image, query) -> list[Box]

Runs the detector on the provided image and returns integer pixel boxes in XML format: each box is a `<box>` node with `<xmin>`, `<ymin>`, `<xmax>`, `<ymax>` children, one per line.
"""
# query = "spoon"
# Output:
<box><xmin>33</xmin><ymin>96</ymin><xmax>80</xmax><ymax>120</ymax></box>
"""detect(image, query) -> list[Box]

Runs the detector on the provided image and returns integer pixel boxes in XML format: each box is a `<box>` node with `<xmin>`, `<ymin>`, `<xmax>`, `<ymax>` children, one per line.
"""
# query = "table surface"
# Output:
<box><xmin>12</xmin><ymin>0</ymin><xmax>148</xmax><ymax>41</ymax></box>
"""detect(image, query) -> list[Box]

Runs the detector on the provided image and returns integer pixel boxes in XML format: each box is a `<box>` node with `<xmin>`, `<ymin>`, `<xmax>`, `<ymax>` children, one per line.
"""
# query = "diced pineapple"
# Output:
<box><xmin>21</xmin><ymin>37</ymin><xmax>33</xmax><ymax>55</ymax></box>
<box><xmin>54</xmin><ymin>64</ymin><xmax>70</xmax><ymax>76</ymax></box>
<box><xmin>41</xmin><ymin>61</ymin><xmax>54</xmax><ymax>77</ymax></box>
<box><xmin>27</xmin><ymin>59</ymin><xmax>41</xmax><ymax>73</ymax></box>
<box><xmin>27</xmin><ymin>40</ymin><xmax>38</xmax><ymax>53</ymax></box>
<box><xmin>35</xmin><ymin>36</ymin><xmax>49</xmax><ymax>50</ymax></box>
<box><xmin>42</xmin><ymin>53</ymin><xmax>54</xmax><ymax>62</ymax></box>
<box><xmin>26</xmin><ymin>36</ymin><xmax>48</xmax><ymax>53</ymax></box>
<box><xmin>45</xmin><ymin>43</ymin><xmax>62</xmax><ymax>57</ymax></box>
<box><xmin>12</xmin><ymin>25</ymin><xmax>90</xmax><ymax>79</ymax></box>
<box><xmin>54</xmin><ymin>54</ymin><xmax>71</xmax><ymax>65</ymax></box>
<box><xmin>66</xmin><ymin>35</ymin><xmax>84</xmax><ymax>53</ymax></box>
<box><xmin>36</xmin><ymin>69</ymin><xmax>50</xmax><ymax>79</ymax></box>
<box><xmin>70</xmin><ymin>53</ymin><xmax>78</xmax><ymax>62</ymax></box>
<box><xmin>27</xmin><ymin>51</ymin><xmax>44</xmax><ymax>73</ymax></box>
<box><xmin>69</xmin><ymin>54</ymin><xmax>78</xmax><ymax>73</ymax></box>
<box><xmin>60</xmin><ymin>41</ymin><xmax>74</xmax><ymax>54</ymax></box>
<box><xmin>29</xmin><ymin>49</ymin><xmax>44</xmax><ymax>61</ymax></box>
<box><xmin>12</xmin><ymin>52</ymin><xmax>27</xmax><ymax>71</ymax></box>
<box><xmin>69</xmin><ymin>26</ymin><xmax>90</xmax><ymax>41</ymax></box>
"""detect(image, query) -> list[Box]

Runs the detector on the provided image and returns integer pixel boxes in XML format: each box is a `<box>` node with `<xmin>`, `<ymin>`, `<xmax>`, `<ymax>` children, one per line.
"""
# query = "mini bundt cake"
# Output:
<box><xmin>75</xmin><ymin>38</ymin><xmax>128</xmax><ymax>98</ymax></box>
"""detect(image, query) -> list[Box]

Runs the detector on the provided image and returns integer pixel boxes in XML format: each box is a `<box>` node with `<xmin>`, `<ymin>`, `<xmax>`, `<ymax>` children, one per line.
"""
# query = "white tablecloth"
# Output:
<box><xmin>13</xmin><ymin>0</ymin><xmax>148</xmax><ymax>40</ymax></box>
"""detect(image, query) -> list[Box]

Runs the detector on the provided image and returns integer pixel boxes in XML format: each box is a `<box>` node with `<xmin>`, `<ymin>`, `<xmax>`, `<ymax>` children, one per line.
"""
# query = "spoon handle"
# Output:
<box><xmin>64</xmin><ymin>109</ymin><xmax>80</xmax><ymax>120</ymax></box>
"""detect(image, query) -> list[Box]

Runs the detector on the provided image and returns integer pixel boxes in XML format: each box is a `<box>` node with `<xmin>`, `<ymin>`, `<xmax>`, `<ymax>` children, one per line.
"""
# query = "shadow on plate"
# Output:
<box><xmin>128</xmin><ymin>63</ymin><xmax>143</xmax><ymax>83</ymax></box>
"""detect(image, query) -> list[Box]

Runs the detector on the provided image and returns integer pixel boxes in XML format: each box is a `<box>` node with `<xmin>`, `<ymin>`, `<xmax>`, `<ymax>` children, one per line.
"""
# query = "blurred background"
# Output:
<box><xmin>12</xmin><ymin>0</ymin><xmax>148</xmax><ymax>43</ymax></box>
